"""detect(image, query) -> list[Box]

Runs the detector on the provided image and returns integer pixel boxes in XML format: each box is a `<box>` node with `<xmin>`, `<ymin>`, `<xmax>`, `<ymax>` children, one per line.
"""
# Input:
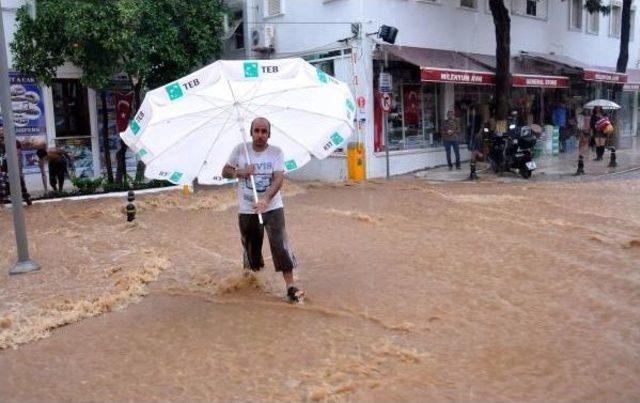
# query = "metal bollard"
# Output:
<box><xmin>468</xmin><ymin>159</ymin><xmax>478</xmax><ymax>180</ymax></box>
<box><xmin>608</xmin><ymin>147</ymin><xmax>617</xmax><ymax>168</ymax></box>
<box><xmin>0</xmin><ymin>172</ymin><xmax>8</xmax><ymax>203</ymax></box>
<box><xmin>126</xmin><ymin>190</ymin><xmax>137</xmax><ymax>222</ymax></box>
<box><xmin>574</xmin><ymin>155</ymin><xmax>585</xmax><ymax>175</ymax></box>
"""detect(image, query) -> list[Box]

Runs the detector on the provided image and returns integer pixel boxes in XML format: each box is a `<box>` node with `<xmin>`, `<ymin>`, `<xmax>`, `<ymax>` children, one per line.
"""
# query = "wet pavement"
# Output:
<box><xmin>1</xmin><ymin>149</ymin><xmax>640</xmax><ymax>401</ymax></box>
<box><xmin>416</xmin><ymin>139</ymin><xmax>640</xmax><ymax>183</ymax></box>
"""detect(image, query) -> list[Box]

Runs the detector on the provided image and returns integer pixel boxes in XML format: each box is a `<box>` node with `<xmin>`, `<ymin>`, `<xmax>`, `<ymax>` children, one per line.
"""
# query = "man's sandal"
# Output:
<box><xmin>287</xmin><ymin>286</ymin><xmax>305</xmax><ymax>303</ymax></box>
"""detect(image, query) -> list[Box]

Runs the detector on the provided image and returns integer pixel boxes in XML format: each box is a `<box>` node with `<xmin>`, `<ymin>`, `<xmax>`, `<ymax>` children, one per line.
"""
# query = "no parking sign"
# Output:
<box><xmin>380</xmin><ymin>93</ymin><xmax>392</xmax><ymax>112</ymax></box>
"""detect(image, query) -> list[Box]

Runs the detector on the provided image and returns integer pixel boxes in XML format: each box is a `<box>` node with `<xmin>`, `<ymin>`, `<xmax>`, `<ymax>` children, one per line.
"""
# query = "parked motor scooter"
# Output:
<box><xmin>487</xmin><ymin>117</ymin><xmax>537</xmax><ymax>179</ymax></box>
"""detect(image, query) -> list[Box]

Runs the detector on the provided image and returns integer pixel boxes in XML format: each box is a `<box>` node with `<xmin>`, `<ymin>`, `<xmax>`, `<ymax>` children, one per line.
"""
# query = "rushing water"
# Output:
<box><xmin>1</xmin><ymin>178</ymin><xmax>639</xmax><ymax>401</ymax></box>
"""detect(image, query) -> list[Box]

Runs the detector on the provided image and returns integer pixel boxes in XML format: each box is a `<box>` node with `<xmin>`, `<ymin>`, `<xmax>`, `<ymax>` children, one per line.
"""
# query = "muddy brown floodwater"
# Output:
<box><xmin>1</xmin><ymin>178</ymin><xmax>639</xmax><ymax>401</ymax></box>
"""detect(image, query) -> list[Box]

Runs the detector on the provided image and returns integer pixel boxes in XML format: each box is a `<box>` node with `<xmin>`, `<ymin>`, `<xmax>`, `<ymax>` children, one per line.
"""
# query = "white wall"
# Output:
<box><xmin>254</xmin><ymin>0</ymin><xmax>639</xmax><ymax>70</ymax></box>
<box><xmin>1</xmin><ymin>0</ymin><xmax>27</xmax><ymax>68</ymax></box>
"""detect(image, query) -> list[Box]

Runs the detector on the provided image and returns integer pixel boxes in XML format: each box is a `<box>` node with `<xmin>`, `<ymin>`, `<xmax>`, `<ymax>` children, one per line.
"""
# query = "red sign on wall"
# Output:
<box><xmin>512</xmin><ymin>75</ymin><xmax>570</xmax><ymax>88</ymax></box>
<box><xmin>421</xmin><ymin>68</ymin><xmax>495</xmax><ymax>85</ymax></box>
<box><xmin>583</xmin><ymin>70</ymin><xmax>627</xmax><ymax>83</ymax></box>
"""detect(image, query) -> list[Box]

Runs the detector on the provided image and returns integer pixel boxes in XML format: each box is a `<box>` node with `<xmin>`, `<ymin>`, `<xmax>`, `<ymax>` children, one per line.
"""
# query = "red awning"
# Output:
<box><xmin>420</xmin><ymin>67</ymin><xmax>495</xmax><ymax>85</ymax></box>
<box><xmin>512</xmin><ymin>74</ymin><xmax>570</xmax><ymax>88</ymax></box>
<box><xmin>464</xmin><ymin>52</ymin><xmax>569</xmax><ymax>88</ymax></box>
<box><xmin>583</xmin><ymin>69</ymin><xmax>627</xmax><ymax>84</ymax></box>
<box><xmin>380</xmin><ymin>45</ymin><xmax>495</xmax><ymax>85</ymax></box>
<box><xmin>521</xmin><ymin>51</ymin><xmax>628</xmax><ymax>84</ymax></box>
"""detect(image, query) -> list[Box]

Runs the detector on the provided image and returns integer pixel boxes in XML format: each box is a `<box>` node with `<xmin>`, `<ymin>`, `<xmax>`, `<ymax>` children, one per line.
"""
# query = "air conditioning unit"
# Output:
<box><xmin>264</xmin><ymin>24</ymin><xmax>275</xmax><ymax>48</ymax></box>
<box><xmin>252</xmin><ymin>24</ymin><xmax>276</xmax><ymax>52</ymax></box>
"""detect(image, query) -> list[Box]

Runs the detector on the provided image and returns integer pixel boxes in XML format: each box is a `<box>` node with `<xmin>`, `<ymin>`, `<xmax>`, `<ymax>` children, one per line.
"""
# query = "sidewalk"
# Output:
<box><xmin>414</xmin><ymin>140</ymin><xmax>640</xmax><ymax>182</ymax></box>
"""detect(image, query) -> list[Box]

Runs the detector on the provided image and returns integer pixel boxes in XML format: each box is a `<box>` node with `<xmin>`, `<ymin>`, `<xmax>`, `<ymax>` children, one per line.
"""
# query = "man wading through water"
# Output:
<box><xmin>222</xmin><ymin>117</ymin><xmax>304</xmax><ymax>303</ymax></box>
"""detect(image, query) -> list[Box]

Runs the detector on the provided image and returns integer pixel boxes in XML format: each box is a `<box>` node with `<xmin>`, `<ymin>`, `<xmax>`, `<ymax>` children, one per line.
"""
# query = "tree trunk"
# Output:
<box><xmin>115</xmin><ymin>139</ymin><xmax>127</xmax><ymax>184</ymax></box>
<box><xmin>133</xmin><ymin>80</ymin><xmax>145</xmax><ymax>183</ymax></box>
<box><xmin>100</xmin><ymin>91</ymin><xmax>114</xmax><ymax>184</ymax></box>
<box><xmin>489</xmin><ymin>0</ymin><xmax>511</xmax><ymax>124</ymax></box>
<box><xmin>115</xmin><ymin>80</ymin><xmax>143</xmax><ymax>185</ymax></box>
<box><xmin>616</xmin><ymin>0</ymin><xmax>632</xmax><ymax>73</ymax></box>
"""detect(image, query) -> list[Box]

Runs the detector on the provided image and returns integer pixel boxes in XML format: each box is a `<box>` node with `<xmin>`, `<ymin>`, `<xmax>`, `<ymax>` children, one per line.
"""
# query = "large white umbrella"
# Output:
<box><xmin>583</xmin><ymin>99</ymin><xmax>621</xmax><ymax>110</ymax></box>
<box><xmin>120</xmin><ymin>58</ymin><xmax>355</xmax><ymax>189</ymax></box>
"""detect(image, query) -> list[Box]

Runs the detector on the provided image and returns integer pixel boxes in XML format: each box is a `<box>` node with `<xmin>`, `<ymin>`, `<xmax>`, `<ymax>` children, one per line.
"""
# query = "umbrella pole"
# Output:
<box><xmin>240</xmin><ymin>129</ymin><xmax>264</xmax><ymax>225</ymax></box>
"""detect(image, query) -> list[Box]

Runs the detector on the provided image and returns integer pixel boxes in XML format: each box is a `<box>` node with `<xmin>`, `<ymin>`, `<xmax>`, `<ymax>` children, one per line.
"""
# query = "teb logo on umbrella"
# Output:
<box><xmin>165</xmin><ymin>82</ymin><xmax>184</xmax><ymax>100</ymax></box>
<box><xmin>244</xmin><ymin>62</ymin><xmax>259</xmax><ymax>78</ymax></box>
<box><xmin>284</xmin><ymin>159</ymin><xmax>298</xmax><ymax>171</ymax></box>
<box><xmin>130</xmin><ymin>121</ymin><xmax>141</xmax><ymax>135</ymax></box>
<box><xmin>317</xmin><ymin>69</ymin><xmax>329</xmax><ymax>84</ymax></box>
<box><xmin>331</xmin><ymin>132</ymin><xmax>344</xmax><ymax>146</ymax></box>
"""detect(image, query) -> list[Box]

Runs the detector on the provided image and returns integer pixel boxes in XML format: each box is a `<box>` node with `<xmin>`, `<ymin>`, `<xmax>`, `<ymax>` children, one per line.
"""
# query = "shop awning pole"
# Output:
<box><xmin>0</xmin><ymin>13</ymin><xmax>40</xmax><ymax>275</ymax></box>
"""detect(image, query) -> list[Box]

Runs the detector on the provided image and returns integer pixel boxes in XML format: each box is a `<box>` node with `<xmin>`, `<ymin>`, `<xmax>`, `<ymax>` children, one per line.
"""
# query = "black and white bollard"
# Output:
<box><xmin>469</xmin><ymin>159</ymin><xmax>478</xmax><ymax>180</ymax></box>
<box><xmin>126</xmin><ymin>190</ymin><xmax>137</xmax><ymax>222</ymax></box>
<box><xmin>608</xmin><ymin>147</ymin><xmax>617</xmax><ymax>168</ymax></box>
<box><xmin>0</xmin><ymin>172</ymin><xmax>8</xmax><ymax>203</ymax></box>
<box><xmin>574</xmin><ymin>155</ymin><xmax>585</xmax><ymax>175</ymax></box>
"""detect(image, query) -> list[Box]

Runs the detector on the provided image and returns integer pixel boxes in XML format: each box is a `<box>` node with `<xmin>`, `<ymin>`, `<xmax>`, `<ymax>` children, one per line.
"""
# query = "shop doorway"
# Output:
<box><xmin>51</xmin><ymin>78</ymin><xmax>94</xmax><ymax>177</ymax></box>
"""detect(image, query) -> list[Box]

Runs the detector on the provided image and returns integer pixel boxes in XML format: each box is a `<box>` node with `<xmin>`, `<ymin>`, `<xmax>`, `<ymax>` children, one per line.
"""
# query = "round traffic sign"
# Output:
<box><xmin>356</xmin><ymin>96</ymin><xmax>366</xmax><ymax>108</ymax></box>
<box><xmin>380</xmin><ymin>93</ymin><xmax>392</xmax><ymax>112</ymax></box>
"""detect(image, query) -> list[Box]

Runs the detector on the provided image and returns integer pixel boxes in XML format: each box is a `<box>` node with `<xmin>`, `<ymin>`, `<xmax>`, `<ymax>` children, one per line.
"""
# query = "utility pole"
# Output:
<box><xmin>0</xmin><ymin>10</ymin><xmax>40</xmax><ymax>275</ymax></box>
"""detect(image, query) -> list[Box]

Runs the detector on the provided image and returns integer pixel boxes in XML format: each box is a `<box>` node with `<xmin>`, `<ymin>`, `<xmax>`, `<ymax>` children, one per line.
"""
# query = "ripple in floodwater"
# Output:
<box><xmin>1</xmin><ymin>179</ymin><xmax>639</xmax><ymax>401</ymax></box>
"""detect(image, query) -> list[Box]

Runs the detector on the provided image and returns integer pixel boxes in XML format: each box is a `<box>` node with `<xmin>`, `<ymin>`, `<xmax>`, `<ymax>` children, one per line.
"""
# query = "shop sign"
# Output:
<box><xmin>0</xmin><ymin>72</ymin><xmax>47</xmax><ymax>174</ymax></box>
<box><xmin>623</xmin><ymin>83</ymin><xmax>640</xmax><ymax>91</ymax></box>
<box><xmin>512</xmin><ymin>75</ymin><xmax>569</xmax><ymax>88</ymax></box>
<box><xmin>379</xmin><ymin>72</ymin><xmax>392</xmax><ymax>93</ymax></box>
<box><xmin>420</xmin><ymin>68</ymin><xmax>495</xmax><ymax>85</ymax></box>
<box><xmin>583</xmin><ymin>70</ymin><xmax>627</xmax><ymax>83</ymax></box>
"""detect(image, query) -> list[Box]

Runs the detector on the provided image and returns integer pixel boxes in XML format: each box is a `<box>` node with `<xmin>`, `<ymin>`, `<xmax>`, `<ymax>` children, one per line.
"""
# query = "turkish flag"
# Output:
<box><xmin>115</xmin><ymin>91</ymin><xmax>134</xmax><ymax>133</ymax></box>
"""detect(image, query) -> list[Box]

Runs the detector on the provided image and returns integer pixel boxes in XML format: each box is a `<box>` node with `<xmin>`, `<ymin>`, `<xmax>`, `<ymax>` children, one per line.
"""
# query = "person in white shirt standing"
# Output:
<box><xmin>222</xmin><ymin>117</ymin><xmax>304</xmax><ymax>303</ymax></box>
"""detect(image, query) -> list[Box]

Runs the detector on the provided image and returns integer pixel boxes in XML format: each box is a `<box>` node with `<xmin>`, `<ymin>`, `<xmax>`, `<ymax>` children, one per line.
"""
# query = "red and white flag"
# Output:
<box><xmin>115</xmin><ymin>91</ymin><xmax>134</xmax><ymax>133</ymax></box>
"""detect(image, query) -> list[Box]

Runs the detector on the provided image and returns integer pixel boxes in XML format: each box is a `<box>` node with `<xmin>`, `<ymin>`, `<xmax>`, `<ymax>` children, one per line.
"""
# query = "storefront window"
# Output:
<box><xmin>454</xmin><ymin>85</ymin><xmax>492</xmax><ymax>144</ymax></box>
<box><xmin>386</xmin><ymin>82</ymin><xmax>434</xmax><ymax>151</ymax></box>
<box><xmin>616</xmin><ymin>90</ymin><xmax>634</xmax><ymax>148</ymax></box>
<box><xmin>422</xmin><ymin>83</ymin><xmax>439</xmax><ymax>147</ymax></box>
<box><xmin>512</xmin><ymin>87</ymin><xmax>542</xmax><ymax>126</ymax></box>
<box><xmin>52</xmin><ymin>78</ymin><xmax>93</xmax><ymax>177</ymax></box>
<box><xmin>52</xmin><ymin>79</ymin><xmax>90</xmax><ymax>138</ymax></box>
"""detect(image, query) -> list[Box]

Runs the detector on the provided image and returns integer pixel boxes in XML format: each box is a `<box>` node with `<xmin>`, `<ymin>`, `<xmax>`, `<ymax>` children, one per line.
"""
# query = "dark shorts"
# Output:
<box><xmin>49</xmin><ymin>160</ymin><xmax>67</xmax><ymax>186</ymax></box>
<box><xmin>238</xmin><ymin>208</ymin><xmax>297</xmax><ymax>272</ymax></box>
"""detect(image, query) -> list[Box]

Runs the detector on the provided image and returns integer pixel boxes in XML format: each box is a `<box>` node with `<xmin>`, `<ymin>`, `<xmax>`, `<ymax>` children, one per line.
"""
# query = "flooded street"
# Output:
<box><xmin>1</xmin><ymin>177</ymin><xmax>639</xmax><ymax>401</ymax></box>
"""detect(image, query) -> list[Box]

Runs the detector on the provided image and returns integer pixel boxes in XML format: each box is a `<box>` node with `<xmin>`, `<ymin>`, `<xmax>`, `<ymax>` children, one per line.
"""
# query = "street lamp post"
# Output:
<box><xmin>0</xmin><ymin>11</ymin><xmax>40</xmax><ymax>275</ymax></box>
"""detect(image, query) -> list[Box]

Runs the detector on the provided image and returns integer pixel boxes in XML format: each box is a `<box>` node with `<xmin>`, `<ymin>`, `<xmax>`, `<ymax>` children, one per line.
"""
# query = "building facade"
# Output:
<box><xmin>2</xmin><ymin>0</ymin><xmax>138</xmax><ymax>194</ymax></box>
<box><xmin>224</xmin><ymin>0</ymin><xmax>640</xmax><ymax>180</ymax></box>
<box><xmin>3</xmin><ymin>0</ymin><xmax>639</xmax><ymax>190</ymax></box>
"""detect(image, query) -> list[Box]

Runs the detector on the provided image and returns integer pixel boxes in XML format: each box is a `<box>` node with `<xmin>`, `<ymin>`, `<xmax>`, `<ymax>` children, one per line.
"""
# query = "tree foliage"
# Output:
<box><xmin>11</xmin><ymin>0</ymin><xmax>226</xmax><ymax>90</ymax></box>
<box><xmin>10</xmin><ymin>0</ymin><xmax>227</xmax><ymax>183</ymax></box>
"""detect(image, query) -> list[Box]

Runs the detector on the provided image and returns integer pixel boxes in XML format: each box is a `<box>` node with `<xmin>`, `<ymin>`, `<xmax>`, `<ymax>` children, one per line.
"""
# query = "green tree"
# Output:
<box><xmin>10</xmin><ymin>0</ymin><xmax>226</xmax><ymax>184</ymax></box>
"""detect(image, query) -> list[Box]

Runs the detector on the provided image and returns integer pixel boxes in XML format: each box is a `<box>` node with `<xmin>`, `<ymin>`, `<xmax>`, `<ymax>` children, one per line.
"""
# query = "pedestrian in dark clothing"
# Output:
<box><xmin>590</xmin><ymin>106</ymin><xmax>607</xmax><ymax>161</ymax></box>
<box><xmin>442</xmin><ymin>110</ymin><xmax>461</xmax><ymax>170</ymax></box>
<box><xmin>0</xmin><ymin>135</ymin><xmax>32</xmax><ymax>205</ymax></box>
<box><xmin>36</xmin><ymin>147</ymin><xmax>71</xmax><ymax>192</ymax></box>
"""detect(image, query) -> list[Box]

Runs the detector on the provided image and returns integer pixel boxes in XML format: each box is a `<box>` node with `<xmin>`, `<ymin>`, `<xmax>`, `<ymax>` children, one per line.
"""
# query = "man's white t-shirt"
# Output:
<box><xmin>227</xmin><ymin>142</ymin><xmax>284</xmax><ymax>214</ymax></box>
